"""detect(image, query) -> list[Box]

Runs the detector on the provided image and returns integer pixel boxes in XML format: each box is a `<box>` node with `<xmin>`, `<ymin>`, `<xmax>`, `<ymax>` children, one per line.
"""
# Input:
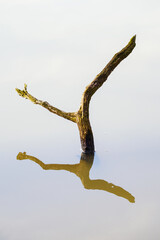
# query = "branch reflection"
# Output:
<box><xmin>17</xmin><ymin>152</ymin><xmax>135</xmax><ymax>203</ymax></box>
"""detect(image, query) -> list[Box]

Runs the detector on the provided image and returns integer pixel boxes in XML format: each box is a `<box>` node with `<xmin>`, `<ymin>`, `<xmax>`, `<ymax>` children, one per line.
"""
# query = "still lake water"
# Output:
<box><xmin>0</xmin><ymin>68</ymin><xmax>160</xmax><ymax>239</ymax></box>
<box><xmin>1</xmin><ymin>0</ymin><xmax>160</xmax><ymax>239</ymax></box>
<box><xmin>1</xmin><ymin>95</ymin><xmax>160</xmax><ymax>240</ymax></box>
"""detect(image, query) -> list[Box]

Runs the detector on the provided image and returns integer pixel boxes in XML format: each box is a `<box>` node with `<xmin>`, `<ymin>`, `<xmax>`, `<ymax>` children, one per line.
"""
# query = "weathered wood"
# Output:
<box><xmin>76</xmin><ymin>109</ymin><xmax>94</xmax><ymax>153</ymax></box>
<box><xmin>16</xmin><ymin>84</ymin><xmax>77</xmax><ymax>123</ymax></box>
<box><xmin>80</xmin><ymin>35</ymin><xmax>136</xmax><ymax>115</ymax></box>
<box><xmin>16</xmin><ymin>36</ymin><xmax>136</xmax><ymax>153</ymax></box>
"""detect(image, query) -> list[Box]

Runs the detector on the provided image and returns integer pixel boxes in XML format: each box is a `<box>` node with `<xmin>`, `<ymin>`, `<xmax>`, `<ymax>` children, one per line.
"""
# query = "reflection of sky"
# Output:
<box><xmin>0</xmin><ymin>0</ymin><xmax>160</xmax><ymax>239</ymax></box>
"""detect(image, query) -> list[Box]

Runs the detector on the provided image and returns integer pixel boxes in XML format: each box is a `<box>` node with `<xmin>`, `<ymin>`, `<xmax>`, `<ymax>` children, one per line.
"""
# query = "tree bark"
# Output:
<box><xmin>76</xmin><ymin>109</ymin><xmax>94</xmax><ymax>153</ymax></box>
<box><xmin>16</xmin><ymin>36</ymin><xmax>136</xmax><ymax>153</ymax></box>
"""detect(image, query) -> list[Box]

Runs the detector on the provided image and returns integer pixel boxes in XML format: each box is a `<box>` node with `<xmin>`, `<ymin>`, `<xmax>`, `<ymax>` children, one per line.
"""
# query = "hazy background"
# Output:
<box><xmin>0</xmin><ymin>0</ymin><xmax>160</xmax><ymax>239</ymax></box>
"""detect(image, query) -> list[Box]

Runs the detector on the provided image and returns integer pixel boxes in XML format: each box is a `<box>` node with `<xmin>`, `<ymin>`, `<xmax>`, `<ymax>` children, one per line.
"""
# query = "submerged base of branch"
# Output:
<box><xmin>16</xmin><ymin>36</ymin><xmax>136</xmax><ymax>153</ymax></box>
<box><xmin>80</xmin><ymin>128</ymin><xmax>95</xmax><ymax>153</ymax></box>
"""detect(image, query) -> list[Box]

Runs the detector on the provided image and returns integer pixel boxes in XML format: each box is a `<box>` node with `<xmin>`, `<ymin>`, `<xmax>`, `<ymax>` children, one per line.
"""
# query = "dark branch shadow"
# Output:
<box><xmin>17</xmin><ymin>152</ymin><xmax>135</xmax><ymax>203</ymax></box>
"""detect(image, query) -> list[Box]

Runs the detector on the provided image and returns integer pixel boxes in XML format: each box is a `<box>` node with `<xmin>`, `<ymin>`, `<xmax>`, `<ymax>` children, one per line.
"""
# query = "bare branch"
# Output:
<box><xmin>16</xmin><ymin>84</ymin><xmax>77</xmax><ymax>123</ymax></box>
<box><xmin>15</xmin><ymin>36</ymin><xmax>136</xmax><ymax>153</ymax></box>
<box><xmin>81</xmin><ymin>35</ymin><xmax>136</xmax><ymax>114</ymax></box>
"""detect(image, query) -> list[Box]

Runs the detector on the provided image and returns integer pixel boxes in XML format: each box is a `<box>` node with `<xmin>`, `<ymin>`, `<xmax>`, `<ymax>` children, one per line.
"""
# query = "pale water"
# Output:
<box><xmin>0</xmin><ymin>0</ymin><xmax>160</xmax><ymax>239</ymax></box>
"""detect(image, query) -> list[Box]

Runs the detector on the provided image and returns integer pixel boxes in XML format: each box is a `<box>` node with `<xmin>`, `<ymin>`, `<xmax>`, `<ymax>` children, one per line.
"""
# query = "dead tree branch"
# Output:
<box><xmin>16</xmin><ymin>84</ymin><xmax>77</xmax><ymax>123</ymax></box>
<box><xmin>16</xmin><ymin>36</ymin><xmax>136</xmax><ymax>153</ymax></box>
<box><xmin>80</xmin><ymin>35</ymin><xmax>136</xmax><ymax>116</ymax></box>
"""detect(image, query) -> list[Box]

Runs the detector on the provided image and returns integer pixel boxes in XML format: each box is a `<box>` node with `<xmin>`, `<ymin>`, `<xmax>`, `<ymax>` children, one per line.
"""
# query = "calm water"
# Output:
<box><xmin>1</xmin><ymin>116</ymin><xmax>160</xmax><ymax>239</ymax></box>
<box><xmin>1</xmin><ymin>1</ymin><xmax>160</xmax><ymax>238</ymax></box>
<box><xmin>1</xmin><ymin>69</ymin><xmax>160</xmax><ymax>240</ymax></box>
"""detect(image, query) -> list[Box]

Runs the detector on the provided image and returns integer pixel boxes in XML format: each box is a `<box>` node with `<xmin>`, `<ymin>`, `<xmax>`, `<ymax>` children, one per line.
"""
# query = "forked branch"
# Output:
<box><xmin>16</xmin><ymin>36</ymin><xmax>136</xmax><ymax>153</ymax></box>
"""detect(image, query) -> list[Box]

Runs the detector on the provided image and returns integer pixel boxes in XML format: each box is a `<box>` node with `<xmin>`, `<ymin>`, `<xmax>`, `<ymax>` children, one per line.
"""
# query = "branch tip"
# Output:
<box><xmin>15</xmin><ymin>88</ymin><xmax>26</xmax><ymax>97</ymax></box>
<box><xmin>17</xmin><ymin>152</ymin><xmax>26</xmax><ymax>160</ymax></box>
<box><xmin>24</xmin><ymin>83</ymin><xmax>27</xmax><ymax>91</ymax></box>
<box><xmin>129</xmin><ymin>35</ymin><xmax>136</xmax><ymax>45</ymax></box>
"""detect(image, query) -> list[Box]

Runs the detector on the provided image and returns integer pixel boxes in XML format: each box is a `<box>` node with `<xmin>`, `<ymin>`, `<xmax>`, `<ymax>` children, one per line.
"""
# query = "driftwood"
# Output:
<box><xmin>16</xmin><ymin>36</ymin><xmax>136</xmax><ymax>153</ymax></box>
